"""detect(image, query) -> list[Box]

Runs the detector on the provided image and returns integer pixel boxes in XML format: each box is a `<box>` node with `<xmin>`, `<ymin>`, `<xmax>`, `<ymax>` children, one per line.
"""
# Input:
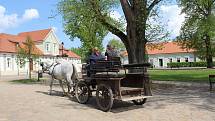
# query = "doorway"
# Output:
<box><xmin>159</xmin><ymin>59</ymin><xmax>163</xmax><ymax>67</ymax></box>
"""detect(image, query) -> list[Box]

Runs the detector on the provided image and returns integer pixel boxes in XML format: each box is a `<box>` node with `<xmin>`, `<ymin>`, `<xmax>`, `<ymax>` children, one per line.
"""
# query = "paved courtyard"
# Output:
<box><xmin>0</xmin><ymin>78</ymin><xmax>214</xmax><ymax>121</ymax></box>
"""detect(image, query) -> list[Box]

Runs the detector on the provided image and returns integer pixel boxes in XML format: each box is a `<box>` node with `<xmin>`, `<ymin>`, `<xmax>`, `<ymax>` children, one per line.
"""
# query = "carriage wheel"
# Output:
<box><xmin>132</xmin><ymin>98</ymin><xmax>147</xmax><ymax>105</ymax></box>
<box><xmin>96</xmin><ymin>84</ymin><xmax>113</xmax><ymax>112</ymax></box>
<box><xmin>75</xmin><ymin>81</ymin><xmax>91</xmax><ymax>104</ymax></box>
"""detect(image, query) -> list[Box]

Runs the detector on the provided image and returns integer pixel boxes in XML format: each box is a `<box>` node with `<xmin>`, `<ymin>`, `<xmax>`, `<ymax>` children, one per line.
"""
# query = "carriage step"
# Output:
<box><xmin>121</xmin><ymin>96</ymin><xmax>152</xmax><ymax>101</ymax></box>
<box><xmin>121</xmin><ymin>87</ymin><xmax>143</xmax><ymax>91</ymax></box>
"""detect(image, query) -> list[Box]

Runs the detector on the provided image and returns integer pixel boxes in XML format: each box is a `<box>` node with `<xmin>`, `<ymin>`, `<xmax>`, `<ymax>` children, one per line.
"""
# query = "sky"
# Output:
<box><xmin>0</xmin><ymin>0</ymin><xmax>185</xmax><ymax>49</ymax></box>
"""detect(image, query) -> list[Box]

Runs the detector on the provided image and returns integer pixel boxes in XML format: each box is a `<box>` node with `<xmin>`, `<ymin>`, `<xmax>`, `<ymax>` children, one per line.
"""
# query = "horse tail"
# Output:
<box><xmin>71</xmin><ymin>64</ymin><xmax>78</xmax><ymax>82</ymax></box>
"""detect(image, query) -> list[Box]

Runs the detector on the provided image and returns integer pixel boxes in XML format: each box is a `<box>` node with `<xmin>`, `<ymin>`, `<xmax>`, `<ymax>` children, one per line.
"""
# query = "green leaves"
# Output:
<box><xmin>178</xmin><ymin>0</ymin><xmax>215</xmax><ymax>67</ymax></box>
<box><xmin>58</xmin><ymin>0</ymin><xmax>124</xmax><ymax>62</ymax></box>
<box><xmin>108</xmin><ymin>39</ymin><xmax>125</xmax><ymax>51</ymax></box>
<box><xmin>16</xmin><ymin>36</ymin><xmax>39</xmax><ymax>68</ymax></box>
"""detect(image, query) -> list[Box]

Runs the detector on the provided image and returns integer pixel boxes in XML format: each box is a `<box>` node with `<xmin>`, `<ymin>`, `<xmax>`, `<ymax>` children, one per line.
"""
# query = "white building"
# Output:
<box><xmin>0</xmin><ymin>28</ymin><xmax>81</xmax><ymax>76</ymax></box>
<box><xmin>121</xmin><ymin>42</ymin><xmax>201</xmax><ymax>68</ymax></box>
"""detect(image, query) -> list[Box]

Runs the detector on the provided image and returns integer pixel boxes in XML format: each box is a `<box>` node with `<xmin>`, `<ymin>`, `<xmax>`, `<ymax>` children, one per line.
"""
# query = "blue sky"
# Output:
<box><xmin>0</xmin><ymin>0</ymin><xmax>185</xmax><ymax>49</ymax></box>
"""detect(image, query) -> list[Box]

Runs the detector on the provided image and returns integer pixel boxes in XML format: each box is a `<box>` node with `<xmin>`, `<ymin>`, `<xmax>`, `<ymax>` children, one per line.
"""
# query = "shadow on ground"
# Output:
<box><xmin>36</xmin><ymin>83</ymin><xmax>215</xmax><ymax>113</ymax></box>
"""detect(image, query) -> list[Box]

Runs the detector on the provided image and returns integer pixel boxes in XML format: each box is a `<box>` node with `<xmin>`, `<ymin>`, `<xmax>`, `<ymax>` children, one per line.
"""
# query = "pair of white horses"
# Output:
<box><xmin>41</xmin><ymin>59</ymin><xmax>81</xmax><ymax>96</ymax></box>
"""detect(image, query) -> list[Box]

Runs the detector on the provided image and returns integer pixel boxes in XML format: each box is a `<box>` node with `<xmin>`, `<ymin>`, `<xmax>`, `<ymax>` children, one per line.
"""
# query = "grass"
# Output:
<box><xmin>148</xmin><ymin>69</ymin><xmax>215</xmax><ymax>82</ymax></box>
<box><xmin>11</xmin><ymin>79</ymin><xmax>39</xmax><ymax>84</ymax></box>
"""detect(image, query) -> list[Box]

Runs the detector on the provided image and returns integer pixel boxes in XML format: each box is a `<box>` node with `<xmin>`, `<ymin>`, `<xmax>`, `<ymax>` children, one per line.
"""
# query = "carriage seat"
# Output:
<box><xmin>90</xmin><ymin>57</ymin><xmax>123</xmax><ymax>78</ymax></box>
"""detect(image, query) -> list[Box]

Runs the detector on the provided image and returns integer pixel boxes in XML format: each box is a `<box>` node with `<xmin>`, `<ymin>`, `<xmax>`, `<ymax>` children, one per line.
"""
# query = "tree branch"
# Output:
<box><xmin>193</xmin><ymin>0</ymin><xmax>207</xmax><ymax>16</ymax></box>
<box><xmin>147</xmin><ymin>0</ymin><xmax>162</xmax><ymax>14</ymax></box>
<box><xmin>89</xmin><ymin>1</ymin><xmax>128</xmax><ymax>44</ymax></box>
<box><xmin>120</xmin><ymin>0</ymin><xmax>133</xmax><ymax>22</ymax></box>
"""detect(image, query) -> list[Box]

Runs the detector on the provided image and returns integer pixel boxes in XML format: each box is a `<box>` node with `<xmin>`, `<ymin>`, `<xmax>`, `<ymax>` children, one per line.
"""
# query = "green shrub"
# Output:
<box><xmin>167</xmin><ymin>62</ymin><xmax>211</xmax><ymax>68</ymax></box>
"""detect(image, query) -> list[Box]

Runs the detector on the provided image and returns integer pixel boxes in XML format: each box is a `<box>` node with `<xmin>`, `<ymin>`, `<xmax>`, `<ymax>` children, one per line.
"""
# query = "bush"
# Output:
<box><xmin>167</xmin><ymin>62</ymin><xmax>210</xmax><ymax>68</ymax></box>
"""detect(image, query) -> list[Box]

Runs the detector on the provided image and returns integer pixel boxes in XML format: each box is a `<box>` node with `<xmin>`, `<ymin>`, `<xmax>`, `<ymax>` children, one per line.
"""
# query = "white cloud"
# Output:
<box><xmin>110</xmin><ymin>11</ymin><xmax>121</xmax><ymax>21</ymax></box>
<box><xmin>160</xmin><ymin>5</ymin><xmax>185</xmax><ymax>38</ymax></box>
<box><xmin>0</xmin><ymin>5</ymin><xmax>39</xmax><ymax>32</ymax></box>
<box><xmin>51</xmin><ymin>26</ymin><xmax>58</xmax><ymax>33</ymax></box>
<box><xmin>22</xmin><ymin>9</ymin><xmax>39</xmax><ymax>20</ymax></box>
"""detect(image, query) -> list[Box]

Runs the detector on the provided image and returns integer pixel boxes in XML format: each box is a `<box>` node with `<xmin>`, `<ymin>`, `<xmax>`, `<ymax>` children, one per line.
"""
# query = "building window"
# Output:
<box><xmin>53</xmin><ymin>43</ymin><xmax>56</xmax><ymax>53</ymax></box>
<box><xmin>7</xmin><ymin>58</ymin><xmax>12</xmax><ymax>68</ymax></box>
<box><xmin>169</xmin><ymin>58</ymin><xmax>173</xmax><ymax>63</ymax></box>
<box><xmin>177</xmin><ymin>58</ymin><xmax>180</xmax><ymax>62</ymax></box>
<box><xmin>46</xmin><ymin>43</ymin><xmax>50</xmax><ymax>52</ymax></box>
<box><xmin>185</xmin><ymin>57</ymin><xmax>189</xmax><ymax>62</ymax></box>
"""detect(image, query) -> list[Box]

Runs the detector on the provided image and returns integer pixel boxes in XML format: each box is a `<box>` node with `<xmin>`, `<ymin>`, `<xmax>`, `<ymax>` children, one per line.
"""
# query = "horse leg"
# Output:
<box><xmin>66</xmin><ymin>74</ymin><xmax>75</xmax><ymax>96</ymax></box>
<box><xmin>49</xmin><ymin>77</ymin><xmax>54</xmax><ymax>95</ymax></box>
<box><xmin>59</xmin><ymin>80</ymin><xmax>66</xmax><ymax>96</ymax></box>
<box><xmin>67</xmin><ymin>82</ymin><xmax>71</xmax><ymax>93</ymax></box>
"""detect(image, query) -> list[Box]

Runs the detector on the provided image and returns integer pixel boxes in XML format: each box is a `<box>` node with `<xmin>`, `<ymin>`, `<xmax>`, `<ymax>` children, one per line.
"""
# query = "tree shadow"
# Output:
<box><xmin>36</xmin><ymin>90</ymin><xmax>147</xmax><ymax>112</ymax></box>
<box><xmin>35</xmin><ymin>83</ymin><xmax>215</xmax><ymax>113</ymax></box>
<box><xmin>150</xmin><ymin>83</ymin><xmax>215</xmax><ymax>112</ymax></box>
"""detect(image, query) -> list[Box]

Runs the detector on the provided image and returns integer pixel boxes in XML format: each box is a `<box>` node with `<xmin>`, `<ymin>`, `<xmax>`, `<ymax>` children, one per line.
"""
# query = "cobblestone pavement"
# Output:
<box><xmin>0</xmin><ymin>78</ymin><xmax>214</xmax><ymax>121</ymax></box>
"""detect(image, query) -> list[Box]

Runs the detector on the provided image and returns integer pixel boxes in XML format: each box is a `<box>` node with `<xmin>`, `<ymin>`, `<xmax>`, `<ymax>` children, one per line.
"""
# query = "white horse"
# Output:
<box><xmin>41</xmin><ymin>59</ymin><xmax>80</xmax><ymax>96</ymax></box>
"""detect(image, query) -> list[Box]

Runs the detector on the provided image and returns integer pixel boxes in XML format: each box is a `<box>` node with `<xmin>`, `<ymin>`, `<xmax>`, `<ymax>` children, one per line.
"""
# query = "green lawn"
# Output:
<box><xmin>148</xmin><ymin>69</ymin><xmax>215</xmax><ymax>82</ymax></box>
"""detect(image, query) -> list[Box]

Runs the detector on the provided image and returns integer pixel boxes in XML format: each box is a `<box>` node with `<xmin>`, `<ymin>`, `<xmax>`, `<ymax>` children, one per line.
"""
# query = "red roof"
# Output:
<box><xmin>19</xmin><ymin>43</ymin><xmax>43</xmax><ymax>55</ymax></box>
<box><xmin>147</xmin><ymin>42</ymin><xmax>194</xmax><ymax>55</ymax></box>
<box><xmin>0</xmin><ymin>29</ymin><xmax>80</xmax><ymax>59</ymax></box>
<box><xmin>120</xmin><ymin>42</ymin><xmax>194</xmax><ymax>57</ymax></box>
<box><xmin>0</xmin><ymin>33</ymin><xmax>26</xmax><ymax>42</ymax></box>
<box><xmin>59</xmin><ymin>48</ymin><xmax>81</xmax><ymax>59</ymax></box>
<box><xmin>18</xmin><ymin>29</ymin><xmax>51</xmax><ymax>42</ymax></box>
<box><xmin>0</xmin><ymin>39</ymin><xmax>17</xmax><ymax>53</ymax></box>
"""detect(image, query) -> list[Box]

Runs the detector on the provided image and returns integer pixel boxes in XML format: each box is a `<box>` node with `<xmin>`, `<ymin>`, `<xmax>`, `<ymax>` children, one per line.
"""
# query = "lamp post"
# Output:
<box><xmin>61</xmin><ymin>42</ymin><xmax>64</xmax><ymax>57</ymax></box>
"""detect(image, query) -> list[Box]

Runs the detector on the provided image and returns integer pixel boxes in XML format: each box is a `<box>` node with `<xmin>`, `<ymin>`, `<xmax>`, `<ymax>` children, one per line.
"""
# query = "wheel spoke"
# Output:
<box><xmin>75</xmin><ymin>81</ymin><xmax>90</xmax><ymax>104</ymax></box>
<box><xmin>96</xmin><ymin>84</ymin><xmax>113</xmax><ymax>112</ymax></box>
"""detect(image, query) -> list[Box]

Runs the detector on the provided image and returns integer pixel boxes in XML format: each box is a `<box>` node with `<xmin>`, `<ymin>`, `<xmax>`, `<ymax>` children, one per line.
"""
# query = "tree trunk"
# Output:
<box><xmin>29</xmin><ymin>58</ymin><xmax>32</xmax><ymax>79</ymax></box>
<box><xmin>205</xmin><ymin>35</ymin><xmax>213</xmax><ymax>68</ymax></box>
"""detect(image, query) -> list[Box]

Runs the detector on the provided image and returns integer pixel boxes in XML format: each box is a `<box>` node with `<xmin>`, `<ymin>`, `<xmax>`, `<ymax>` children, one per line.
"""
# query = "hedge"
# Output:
<box><xmin>167</xmin><ymin>62</ymin><xmax>209</xmax><ymax>68</ymax></box>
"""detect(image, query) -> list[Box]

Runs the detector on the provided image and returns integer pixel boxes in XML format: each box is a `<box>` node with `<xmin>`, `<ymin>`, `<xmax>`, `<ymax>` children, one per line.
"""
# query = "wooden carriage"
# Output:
<box><xmin>75</xmin><ymin>57</ymin><xmax>152</xmax><ymax>112</ymax></box>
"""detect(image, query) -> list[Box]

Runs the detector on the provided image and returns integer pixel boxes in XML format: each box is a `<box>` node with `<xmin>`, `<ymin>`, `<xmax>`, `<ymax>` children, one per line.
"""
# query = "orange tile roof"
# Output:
<box><xmin>0</xmin><ymin>29</ymin><xmax>80</xmax><ymax>59</ymax></box>
<box><xmin>0</xmin><ymin>33</ymin><xmax>43</xmax><ymax>55</ymax></box>
<box><xmin>59</xmin><ymin>48</ymin><xmax>81</xmax><ymax>59</ymax></box>
<box><xmin>120</xmin><ymin>42</ymin><xmax>194</xmax><ymax>57</ymax></box>
<box><xmin>147</xmin><ymin>42</ymin><xmax>194</xmax><ymax>55</ymax></box>
<box><xmin>0</xmin><ymin>39</ymin><xmax>17</xmax><ymax>53</ymax></box>
<box><xmin>19</xmin><ymin>43</ymin><xmax>43</xmax><ymax>55</ymax></box>
<box><xmin>0</xmin><ymin>33</ymin><xmax>26</xmax><ymax>42</ymax></box>
<box><xmin>18</xmin><ymin>29</ymin><xmax>51</xmax><ymax>42</ymax></box>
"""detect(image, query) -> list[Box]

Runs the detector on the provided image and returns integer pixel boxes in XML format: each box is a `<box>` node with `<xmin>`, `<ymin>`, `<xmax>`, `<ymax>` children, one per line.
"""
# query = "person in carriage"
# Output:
<box><xmin>86</xmin><ymin>47</ymin><xmax>105</xmax><ymax>77</ymax></box>
<box><xmin>105</xmin><ymin>44</ymin><xmax>119</xmax><ymax>60</ymax></box>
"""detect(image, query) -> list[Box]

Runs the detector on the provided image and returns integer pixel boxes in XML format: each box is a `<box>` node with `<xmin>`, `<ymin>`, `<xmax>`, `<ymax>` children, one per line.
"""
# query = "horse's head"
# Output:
<box><xmin>40</xmin><ymin>61</ymin><xmax>53</xmax><ymax>72</ymax></box>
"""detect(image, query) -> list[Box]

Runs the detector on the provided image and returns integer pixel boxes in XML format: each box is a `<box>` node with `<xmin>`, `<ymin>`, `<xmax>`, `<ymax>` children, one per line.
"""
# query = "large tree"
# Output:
<box><xmin>58</xmin><ymin>0</ymin><xmax>110</xmax><ymax>61</ymax></box>
<box><xmin>108</xmin><ymin>38</ymin><xmax>125</xmax><ymax>51</ymax></box>
<box><xmin>17</xmin><ymin>36</ymin><xmax>41</xmax><ymax>79</ymax></box>
<box><xmin>58</xmin><ymin>0</ymin><xmax>168</xmax><ymax>64</ymax></box>
<box><xmin>177</xmin><ymin>0</ymin><xmax>215</xmax><ymax>68</ymax></box>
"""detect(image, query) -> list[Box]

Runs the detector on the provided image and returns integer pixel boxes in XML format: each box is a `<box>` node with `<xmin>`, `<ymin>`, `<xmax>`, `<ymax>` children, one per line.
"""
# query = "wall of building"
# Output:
<box><xmin>36</xmin><ymin>30</ymin><xmax>60</xmax><ymax>56</ymax></box>
<box><xmin>120</xmin><ymin>52</ymin><xmax>203</xmax><ymax>68</ymax></box>
<box><xmin>0</xmin><ymin>53</ymin><xmax>81</xmax><ymax>76</ymax></box>
<box><xmin>148</xmin><ymin>53</ymin><xmax>200</xmax><ymax>68</ymax></box>
<box><xmin>0</xmin><ymin>53</ymin><xmax>29</xmax><ymax>76</ymax></box>
<box><xmin>0</xmin><ymin>30</ymin><xmax>81</xmax><ymax>77</ymax></box>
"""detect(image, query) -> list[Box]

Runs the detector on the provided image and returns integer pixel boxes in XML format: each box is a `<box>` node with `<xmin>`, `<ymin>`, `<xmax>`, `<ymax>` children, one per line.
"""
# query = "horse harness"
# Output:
<box><xmin>50</xmin><ymin>63</ymin><xmax>60</xmax><ymax>79</ymax></box>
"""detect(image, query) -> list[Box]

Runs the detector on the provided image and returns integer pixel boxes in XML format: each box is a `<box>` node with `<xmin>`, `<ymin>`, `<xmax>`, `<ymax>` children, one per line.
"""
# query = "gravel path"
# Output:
<box><xmin>0</xmin><ymin>79</ymin><xmax>214</xmax><ymax>121</ymax></box>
